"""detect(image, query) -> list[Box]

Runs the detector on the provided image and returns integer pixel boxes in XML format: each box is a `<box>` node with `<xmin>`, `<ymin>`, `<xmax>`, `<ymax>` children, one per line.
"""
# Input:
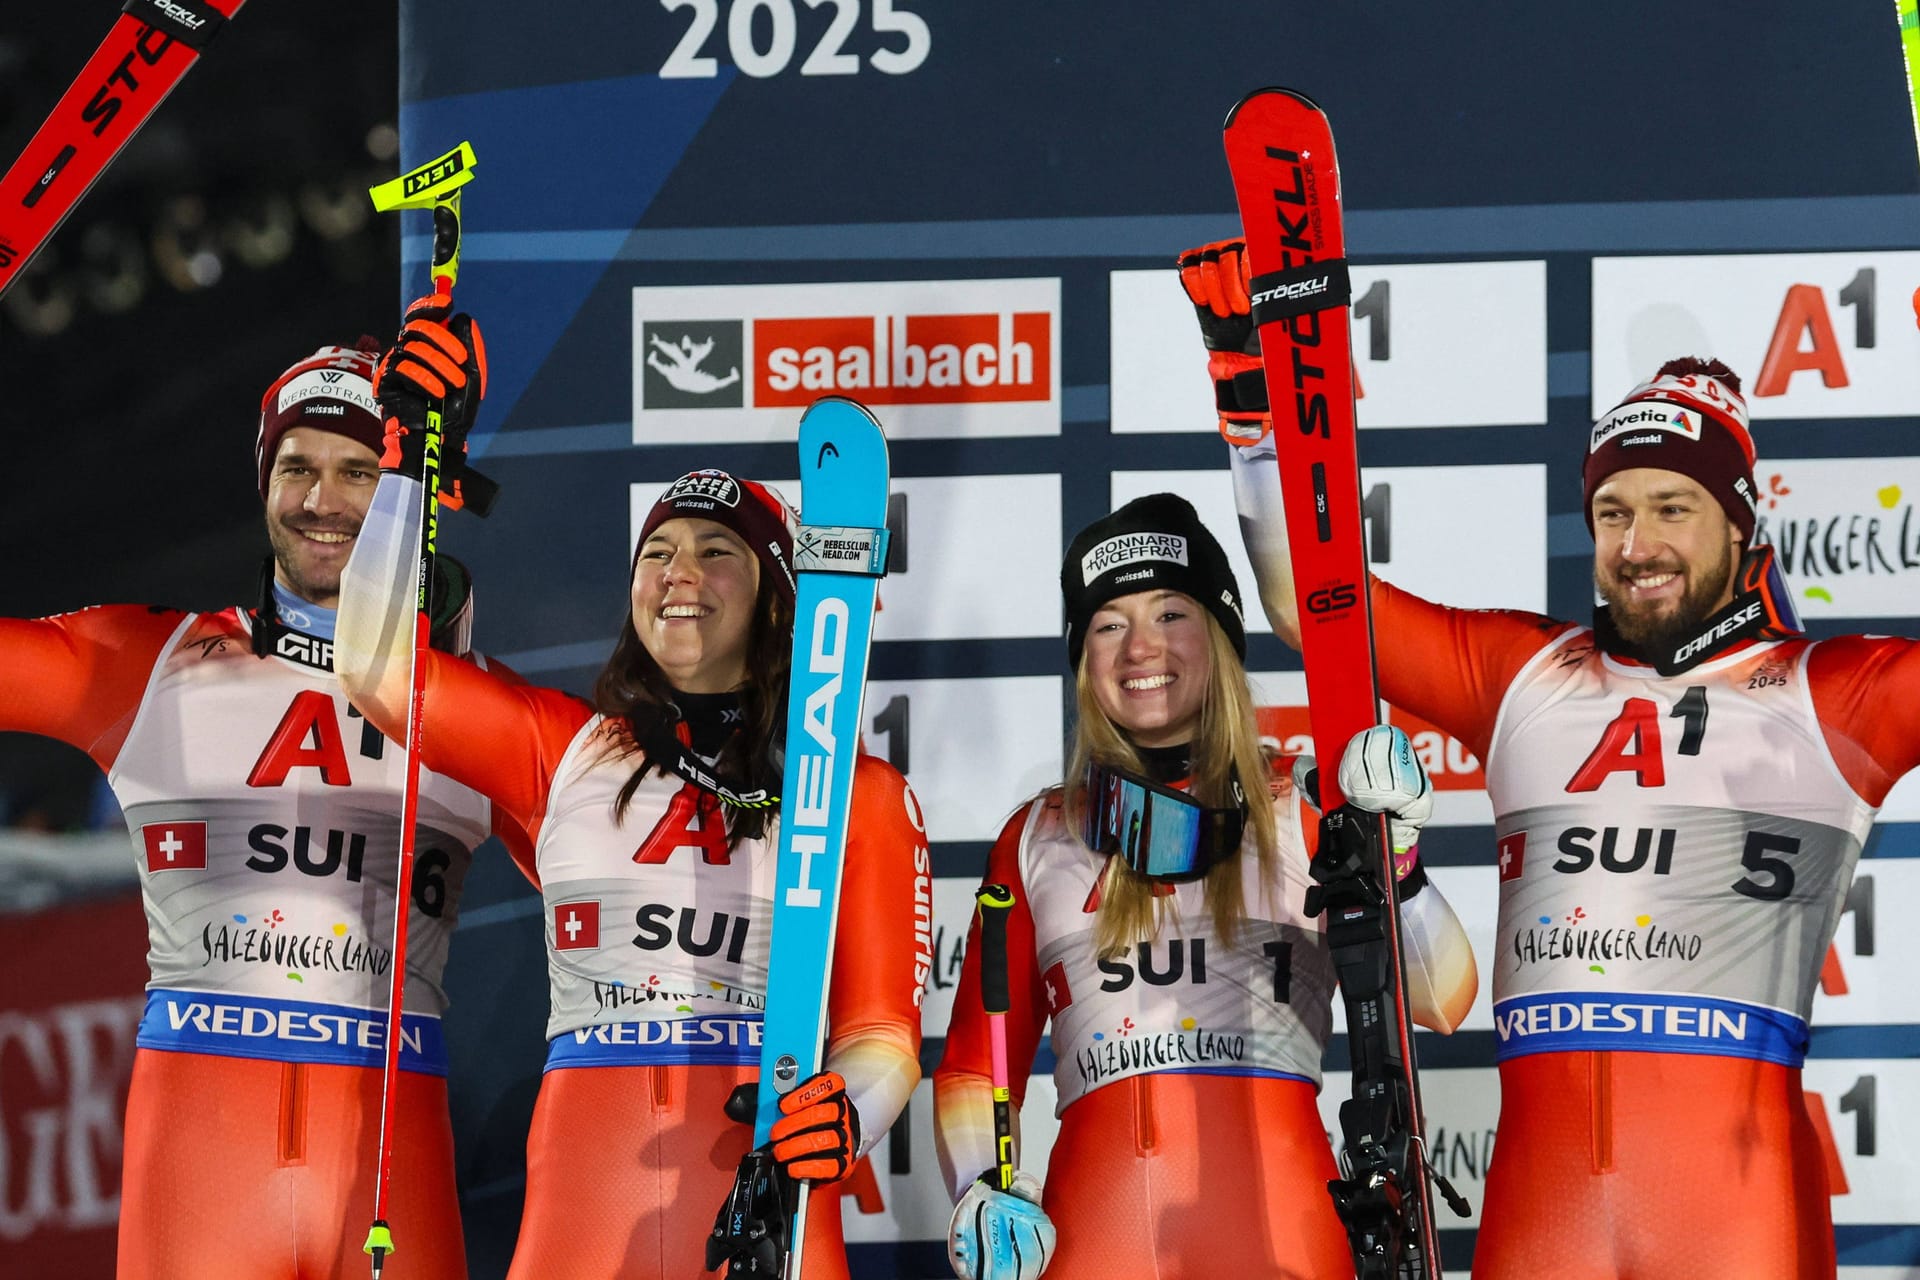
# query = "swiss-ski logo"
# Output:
<box><xmin>1589</xmin><ymin>402</ymin><xmax>1699</xmax><ymax>453</ymax></box>
<box><xmin>784</xmin><ymin>598</ymin><xmax>848</xmax><ymax>910</ymax></box>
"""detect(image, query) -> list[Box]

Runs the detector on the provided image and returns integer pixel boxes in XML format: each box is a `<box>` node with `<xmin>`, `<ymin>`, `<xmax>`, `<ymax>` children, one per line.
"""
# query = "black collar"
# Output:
<box><xmin>1593</xmin><ymin>545</ymin><xmax>1802</xmax><ymax>675</ymax></box>
<box><xmin>1133</xmin><ymin>741</ymin><xmax>1193</xmax><ymax>785</ymax></box>
<box><xmin>249</xmin><ymin>558</ymin><xmax>333</xmax><ymax>670</ymax></box>
<box><xmin>630</xmin><ymin>702</ymin><xmax>776</xmax><ymax>810</ymax></box>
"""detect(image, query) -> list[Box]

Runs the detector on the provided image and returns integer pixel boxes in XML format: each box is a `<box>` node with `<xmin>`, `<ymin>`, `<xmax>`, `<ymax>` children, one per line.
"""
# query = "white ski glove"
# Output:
<box><xmin>1337</xmin><ymin>724</ymin><xmax>1433</xmax><ymax>880</ymax></box>
<box><xmin>948</xmin><ymin>1169</ymin><xmax>1055</xmax><ymax>1280</ymax></box>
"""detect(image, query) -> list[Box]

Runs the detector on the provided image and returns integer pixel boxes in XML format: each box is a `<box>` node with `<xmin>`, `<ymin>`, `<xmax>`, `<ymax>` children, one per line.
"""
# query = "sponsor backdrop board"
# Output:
<box><xmin>373</xmin><ymin>4</ymin><xmax>1920</xmax><ymax>1276</ymax></box>
<box><xmin>1112</xmin><ymin>260</ymin><xmax>1549</xmax><ymax>433</ymax></box>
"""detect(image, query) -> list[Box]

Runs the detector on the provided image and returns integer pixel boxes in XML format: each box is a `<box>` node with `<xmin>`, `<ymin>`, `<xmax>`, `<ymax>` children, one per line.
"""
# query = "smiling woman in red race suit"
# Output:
<box><xmin>333</xmin><ymin>303</ymin><xmax>929</xmax><ymax>1280</ymax></box>
<box><xmin>933</xmin><ymin>494</ymin><xmax>1478</xmax><ymax>1280</ymax></box>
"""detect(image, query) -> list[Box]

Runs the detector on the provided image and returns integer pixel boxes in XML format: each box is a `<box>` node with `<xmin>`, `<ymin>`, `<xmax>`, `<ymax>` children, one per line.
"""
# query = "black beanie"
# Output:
<box><xmin>1061</xmin><ymin>493</ymin><xmax>1247</xmax><ymax>670</ymax></box>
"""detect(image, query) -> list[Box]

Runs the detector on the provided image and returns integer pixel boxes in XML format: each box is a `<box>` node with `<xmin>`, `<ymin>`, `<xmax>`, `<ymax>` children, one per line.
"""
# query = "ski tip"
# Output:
<box><xmin>796</xmin><ymin>395</ymin><xmax>890</xmax><ymax>488</ymax></box>
<box><xmin>1222</xmin><ymin>86</ymin><xmax>1324</xmax><ymax>129</ymax></box>
<box><xmin>800</xmin><ymin>394</ymin><xmax>883</xmax><ymax>430</ymax></box>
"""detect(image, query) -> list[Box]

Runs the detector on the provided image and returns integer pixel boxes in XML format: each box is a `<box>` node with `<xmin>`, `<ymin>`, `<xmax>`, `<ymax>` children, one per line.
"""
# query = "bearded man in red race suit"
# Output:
<box><xmin>1181</xmin><ymin>236</ymin><xmax>1902</xmax><ymax>1279</ymax></box>
<box><xmin>0</xmin><ymin>319</ymin><xmax>523</xmax><ymax>1280</ymax></box>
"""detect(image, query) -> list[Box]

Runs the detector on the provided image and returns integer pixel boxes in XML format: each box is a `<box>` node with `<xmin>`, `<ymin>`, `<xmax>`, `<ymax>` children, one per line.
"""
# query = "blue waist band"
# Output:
<box><xmin>137</xmin><ymin>988</ymin><xmax>448</xmax><ymax>1075</ymax></box>
<box><xmin>544</xmin><ymin>1014</ymin><xmax>763</xmax><ymax>1071</ymax></box>
<box><xmin>1492</xmin><ymin>991</ymin><xmax>1808</xmax><ymax>1067</ymax></box>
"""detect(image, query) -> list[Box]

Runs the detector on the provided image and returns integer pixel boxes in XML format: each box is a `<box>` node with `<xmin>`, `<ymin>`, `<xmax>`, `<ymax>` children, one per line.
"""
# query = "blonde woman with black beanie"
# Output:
<box><xmin>932</xmin><ymin>493</ymin><xmax>1478</xmax><ymax>1280</ymax></box>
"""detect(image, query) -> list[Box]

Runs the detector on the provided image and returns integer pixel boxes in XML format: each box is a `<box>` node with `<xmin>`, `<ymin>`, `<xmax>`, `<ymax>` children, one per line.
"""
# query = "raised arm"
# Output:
<box><xmin>1809</xmin><ymin>634</ymin><xmax>1920</xmax><ymax>807</ymax></box>
<box><xmin>333</xmin><ymin>468</ymin><xmax>423</xmax><ymax>736</ymax></box>
<box><xmin>335</xmin><ymin>468</ymin><xmax>588</xmax><ymax>847</ymax></box>
<box><xmin>1230</xmin><ymin>434</ymin><xmax>1301</xmax><ymax>647</ymax></box>
<box><xmin>0</xmin><ymin>606</ymin><xmax>185</xmax><ymax>768</ymax></box>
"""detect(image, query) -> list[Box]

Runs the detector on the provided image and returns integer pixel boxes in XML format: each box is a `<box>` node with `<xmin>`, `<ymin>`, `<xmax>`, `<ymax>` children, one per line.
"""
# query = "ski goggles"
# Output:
<box><xmin>1079</xmin><ymin>762</ymin><xmax>1246</xmax><ymax>882</ymax></box>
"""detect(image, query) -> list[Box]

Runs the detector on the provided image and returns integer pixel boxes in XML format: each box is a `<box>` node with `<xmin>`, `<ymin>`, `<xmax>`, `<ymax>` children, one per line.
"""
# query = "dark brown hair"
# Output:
<box><xmin>591</xmin><ymin>570</ymin><xmax>792</xmax><ymax>846</ymax></box>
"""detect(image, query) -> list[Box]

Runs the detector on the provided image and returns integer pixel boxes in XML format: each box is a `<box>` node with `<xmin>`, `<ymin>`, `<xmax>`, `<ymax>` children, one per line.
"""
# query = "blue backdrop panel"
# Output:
<box><xmin>400</xmin><ymin>4</ymin><xmax>1920</xmax><ymax>1275</ymax></box>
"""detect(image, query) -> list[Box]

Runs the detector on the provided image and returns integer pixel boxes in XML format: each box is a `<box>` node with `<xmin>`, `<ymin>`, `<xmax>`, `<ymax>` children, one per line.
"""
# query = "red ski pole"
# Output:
<box><xmin>360</xmin><ymin>140</ymin><xmax>477</xmax><ymax>1280</ymax></box>
<box><xmin>974</xmin><ymin>882</ymin><xmax>1017</xmax><ymax>1191</ymax></box>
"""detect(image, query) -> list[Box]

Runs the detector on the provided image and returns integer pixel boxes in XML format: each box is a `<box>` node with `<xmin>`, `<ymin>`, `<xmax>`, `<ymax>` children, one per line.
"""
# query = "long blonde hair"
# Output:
<box><xmin>1062</xmin><ymin>611</ymin><xmax>1278</xmax><ymax>958</ymax></box>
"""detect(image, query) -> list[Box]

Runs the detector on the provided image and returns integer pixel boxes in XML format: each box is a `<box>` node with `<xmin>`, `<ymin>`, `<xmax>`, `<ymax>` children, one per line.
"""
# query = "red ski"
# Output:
<box><xmin>1223</xmin><ymin>86</ymin><xmax>1463</xmax><ymax>1279</ymax></box>
<box><xmin>0</xmin><ymin>0</ymin><xmax>246</xmax><ymax>295</ymax></box>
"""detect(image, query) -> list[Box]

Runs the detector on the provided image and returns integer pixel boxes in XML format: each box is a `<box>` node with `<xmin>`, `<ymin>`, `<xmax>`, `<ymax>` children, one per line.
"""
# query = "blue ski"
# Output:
<box><xmin>710</xmin><ymin>395</ymin><xmax>891</xmax><ymax>1278</ymax></box>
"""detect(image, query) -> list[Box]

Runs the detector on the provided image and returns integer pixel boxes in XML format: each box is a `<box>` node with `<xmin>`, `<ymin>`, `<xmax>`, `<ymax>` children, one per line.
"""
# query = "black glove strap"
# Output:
<box><xmin>1216</xmin><ymin>366</ymin><xmax>1270</xmax><ymax>414</ymax></box>
<box><xmin>449</xmin><ymin>463</ymin><xmax>500</xmax><ymax>517</ymax></box>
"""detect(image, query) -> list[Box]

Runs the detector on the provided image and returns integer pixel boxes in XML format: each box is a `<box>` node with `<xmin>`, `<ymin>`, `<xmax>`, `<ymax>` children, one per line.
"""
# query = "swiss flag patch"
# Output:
<box><xmin>142</xmin><ymin>822</ymin><xmax>207</xmax><ymax>872</ymax></box>
<box><xmin>1041</xmin><ymin>961</ymin><xmax>1073</xmax><ymax>1014</ymax></box>
<box><xmin>1497</xmin><ymin>832</ymin><xmax>1527</xmax><ymax>882</ymax></box>
<box><xmin>554</xmin><ymin>901</ymin><xmax>601</xmax><ymax>951</ymax></box>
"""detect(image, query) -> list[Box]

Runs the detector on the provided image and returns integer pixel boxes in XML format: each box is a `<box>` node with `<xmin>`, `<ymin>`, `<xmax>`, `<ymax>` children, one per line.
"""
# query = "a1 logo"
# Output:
<box><xmin>1753</xmin><ymin>268</ymin><xmax>1874</xmax><ymax>398</ymax></box>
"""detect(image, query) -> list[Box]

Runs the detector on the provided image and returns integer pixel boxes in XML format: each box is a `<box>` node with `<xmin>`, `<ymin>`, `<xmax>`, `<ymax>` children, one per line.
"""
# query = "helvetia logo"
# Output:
<box><xmin>756</xmin><ymin>311</ymin><xmax>1050</xmax><ymax>408</ymax></box>
<box><xmin>1589</xmin><ymin>402</ymin><xmax>1699</xmax><ymax>453</ymax></box>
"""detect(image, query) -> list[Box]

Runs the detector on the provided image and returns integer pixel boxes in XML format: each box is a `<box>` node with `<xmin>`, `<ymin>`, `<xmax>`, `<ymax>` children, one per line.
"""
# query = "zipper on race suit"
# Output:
<box><xmin>1132</xmin><ymin>1074</ymin><xmax>1158</xmax><ymax>1156</ymax></box>
<box><xmin>279</xmin><ymin>1062</ymin><xmax>308</xmax><ymax>1165</ymax></box>
<box><xmin>650</xmin><ymin>1063</ymin><xmax>678</xmax><ymax>1114</ymax></box>
<box><xmin>1588</xmin><ymin>1050</ymin><xmax>1615</xmax><ymax>1174</ymax></box>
